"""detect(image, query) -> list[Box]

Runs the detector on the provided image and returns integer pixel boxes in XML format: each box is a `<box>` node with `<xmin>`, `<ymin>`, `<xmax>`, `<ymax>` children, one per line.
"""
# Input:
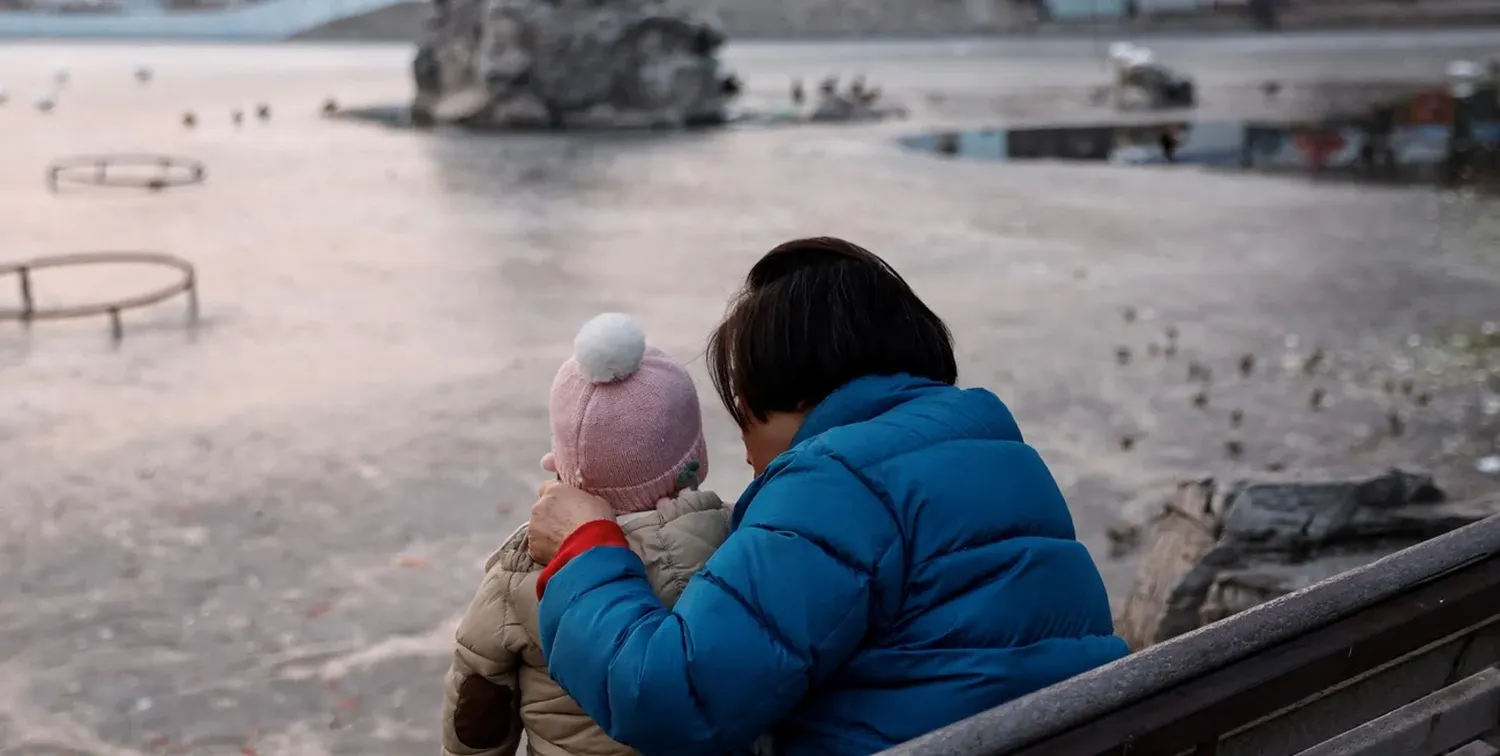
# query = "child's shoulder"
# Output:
<box><xmin>481</xmin><ymin>521</ymin><xmax>545</xmax><ymax>577</ymax></box>
<box><xmin>621</xmin><ymin>489</ymin><xmax>730</xmax><ymax>536</ymax></box>
<box><xmin>621</xmin><ymin>490</ymin><xmax>732</xmax><ymax>605</ymax></box>
<box><xmin>625</xmin><ymin>489</ymin><xmax>732</xmax><ymax>560</ymax></box>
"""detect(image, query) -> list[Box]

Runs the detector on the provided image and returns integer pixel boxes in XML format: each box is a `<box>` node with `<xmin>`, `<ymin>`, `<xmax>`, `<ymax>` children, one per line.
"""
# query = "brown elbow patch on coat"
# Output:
<box><xmin>453</xmin><ymin>675</ymin><xmax>515</xmax><ymax>749</ymax></box>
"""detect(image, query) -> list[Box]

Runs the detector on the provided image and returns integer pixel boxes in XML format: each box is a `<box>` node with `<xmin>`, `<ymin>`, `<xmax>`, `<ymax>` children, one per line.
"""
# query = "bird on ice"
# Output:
<box><xmin>135</xmin><ymin>66</ymin><xmax>154</xmax><ymax>84</ymax></box>
<box><xmin>53</xmin><ymin>68</ymin><xmax>70</xmax><ymax>87</ymax></box>
<box><xmin>35</xmin><ymin>92</ymin><xmax>56</xmax><ymax>113</ymax></box>
<box><xmin>0</xmin><ymin>86</ymin><xmax>8</xmax><ymax>106</ymax></box>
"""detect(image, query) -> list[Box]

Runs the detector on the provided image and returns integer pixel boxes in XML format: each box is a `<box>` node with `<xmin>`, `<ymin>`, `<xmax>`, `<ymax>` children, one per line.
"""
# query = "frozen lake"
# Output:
<box><xmin>2</xmin><ymin>33</ymin><xmax>1499</xmax><ymax>754</ymax></box>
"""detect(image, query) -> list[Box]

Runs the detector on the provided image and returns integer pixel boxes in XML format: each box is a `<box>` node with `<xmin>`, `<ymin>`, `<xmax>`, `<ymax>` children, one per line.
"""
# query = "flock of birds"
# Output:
<box><xmin>0</xmin><ymin>64</ymin><xmax>342</xmax><ymax>124</ymax></box>
<box><xmin>1108</xmin><ymin>303</ymin><xmax>1448</xmax><ymax>470</ymax></box>
<box><xmin>789</xmin><ymin>73</ymin><xmax>883</xmax><ymax>109</ymax></box>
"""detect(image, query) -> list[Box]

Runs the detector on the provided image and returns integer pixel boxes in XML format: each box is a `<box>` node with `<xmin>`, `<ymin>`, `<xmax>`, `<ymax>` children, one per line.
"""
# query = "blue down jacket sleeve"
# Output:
<box><xmin>537</xmin><ymin>449</ymin><xmax>899</xmax><ymax>754</ymax></box>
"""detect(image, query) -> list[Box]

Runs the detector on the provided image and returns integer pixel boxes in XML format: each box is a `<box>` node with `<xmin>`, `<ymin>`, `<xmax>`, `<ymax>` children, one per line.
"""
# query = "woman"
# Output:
<box><xmin>526</xmin><ymin>237</ymin><xmax>1128</xmax><ymax>755</ymax></box>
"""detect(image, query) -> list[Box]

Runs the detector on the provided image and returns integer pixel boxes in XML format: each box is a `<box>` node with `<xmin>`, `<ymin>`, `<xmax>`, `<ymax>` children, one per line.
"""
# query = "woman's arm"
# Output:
<box><xmin>536</xmin><ymin>453</ymin><xmax>901</xmax><ymax>754</ymax></box>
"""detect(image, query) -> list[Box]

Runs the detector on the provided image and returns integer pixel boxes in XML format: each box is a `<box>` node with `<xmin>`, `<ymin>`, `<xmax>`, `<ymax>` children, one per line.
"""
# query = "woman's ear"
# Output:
<box><xmin>742</xmin><ymin>410</ymin><xmax>808</xmax><ymax>476</ymax></box>
<box><xmin>541</xmin><ymin>453</ymin><xmax>557</xmax><ymax>474</ymax></box>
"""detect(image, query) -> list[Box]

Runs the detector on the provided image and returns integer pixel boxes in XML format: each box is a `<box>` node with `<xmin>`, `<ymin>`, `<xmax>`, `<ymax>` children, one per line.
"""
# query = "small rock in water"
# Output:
<box><xmin>1115</xmin><ymin>346</ymin><xmax>1131</xmax><ymax>366</ymax></box>
<box><xmin>1122</xmin><ymin>306</ymin><xmax>1138</xmax><ymax>323</ymax></box>
<box><xmin>1230</xmin><ymin>408</ymin><xmax>1244</xmax><ymax>427</ymax></box>
<box><xmin>1193</xmin><ymin>391</ymin><xmax>1209</xmax><ymax>408</ymax></box>
<box><xmin>1164</xmin><ymin>326</ymin><xmax>1179</xmax><ymax>341</ymax></box>
<box><xmin>1119</xmin><ymin>435</ymin><xmax>1137</xmax><ymax>452</ymax></box>
<box><xmin>1309</xmin><ymin>387</ymin><xmax>1325</xmax><ymax>411</ymax></box>
<box><xmin>1188</xmin><ymin>362</ymin><xmax>1212</xmax><ymax>382</ymax></box>
<box><xmin>1264</xmin><ymin>460</ymin><xmax>1288</xmax><ymax>472</ymax></box>
<box><xmin>1224</xmin><ymin>440</ymin><xmax>1244</xmax><ymax>459</ymax></box>
<box><xmin>1239</xmin><ymin>354</ymin><xmax>1255</xmax><ymax>377</ymax></box>
<box><xmin>1478</xmin><ymin>455</ymin><xmax>1500</xmax><ymax>475</ymax></box>
<box><xmin>1387</xmin><ymin>409</ymin><xmax>1405</xmax><ymax>437</ymax></box>
<box><xmin>1414</xmin><ymin>392</ymin><xmax>1432</xmax><ymax>408</ymax></box>
<box><xmin>1401</xmin><ymin>379</ymin><xmax>1415</xmax><ymax>397</ymax></box>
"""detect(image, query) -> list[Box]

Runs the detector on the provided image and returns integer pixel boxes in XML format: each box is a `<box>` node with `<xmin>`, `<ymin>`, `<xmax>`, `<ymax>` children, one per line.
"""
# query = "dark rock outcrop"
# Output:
<box><xmin>1117</xmin><ymin>469</ymin><xmax>1496</xmax><ymax>650</ymax></box>
<box><xmin>412</xmin><ymin>0</ymin><xmax>738</xmax><ymax>129</ymax></box>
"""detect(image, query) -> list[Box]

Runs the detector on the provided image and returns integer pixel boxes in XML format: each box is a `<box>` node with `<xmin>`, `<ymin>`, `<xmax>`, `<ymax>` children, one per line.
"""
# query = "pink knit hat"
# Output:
<box><xmin>542</xmin><ymin>313</ymin><xmax>709</xmax><ymax>514</ymax></box>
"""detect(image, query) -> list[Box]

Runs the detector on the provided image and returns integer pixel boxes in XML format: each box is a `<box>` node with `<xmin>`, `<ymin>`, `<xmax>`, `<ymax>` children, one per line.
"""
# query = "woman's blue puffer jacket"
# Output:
<box><xmin>539</xmin><ymin>373</ymin><xmax>1129</xmax><ymax>755</ymax></box>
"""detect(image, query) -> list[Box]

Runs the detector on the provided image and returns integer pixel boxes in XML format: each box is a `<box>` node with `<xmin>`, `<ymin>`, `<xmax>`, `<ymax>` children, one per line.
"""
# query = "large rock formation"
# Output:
<box><xmin>1115</xmin><ymin>469</ymin><xmax>1496</xmax><ymax>650</ymax></box>
<box><xmin>412</xmin><ymin>0</ymin><xmax>738</xmax><ymax>129</ymax></box>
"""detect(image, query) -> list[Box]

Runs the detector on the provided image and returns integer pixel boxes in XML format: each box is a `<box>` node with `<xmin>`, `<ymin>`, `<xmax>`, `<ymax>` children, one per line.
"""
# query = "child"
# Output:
<box><xmin>440</xmin><ymin>313</ymin><xmax>730</xmax><ymax>756</ymax></box>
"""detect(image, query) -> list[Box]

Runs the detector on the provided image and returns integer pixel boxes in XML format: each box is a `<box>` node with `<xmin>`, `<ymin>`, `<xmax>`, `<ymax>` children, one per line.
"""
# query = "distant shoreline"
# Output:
<box><xmin>4</xmin><ymin>0</ymin><xmax>1500</xmax><ymax>43</ymax></box>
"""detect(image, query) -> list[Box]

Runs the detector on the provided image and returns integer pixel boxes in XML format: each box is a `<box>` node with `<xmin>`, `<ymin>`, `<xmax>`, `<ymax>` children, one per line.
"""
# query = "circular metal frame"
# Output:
<box><xmin>46</xmin><ymin>154</ymin><xmax>207</xmax><ymax>193</ymax></box>
<box><xmin>0</xmin><ymin>252</ymin><xmax>199</xmax><ymax>340</ymax></box>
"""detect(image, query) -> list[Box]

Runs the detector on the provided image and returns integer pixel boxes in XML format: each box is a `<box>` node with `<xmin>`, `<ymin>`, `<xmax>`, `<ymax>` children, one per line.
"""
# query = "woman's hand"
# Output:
<box><xmin>528</xmin><ymin>480</ymin><xmax>615</xmax><ymax>564</ymax></box>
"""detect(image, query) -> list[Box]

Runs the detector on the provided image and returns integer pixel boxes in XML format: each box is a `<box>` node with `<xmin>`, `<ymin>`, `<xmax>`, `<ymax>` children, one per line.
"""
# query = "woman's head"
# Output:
<box><xmin>707</xmin><ymin>237</ymin><xmax>957</xmax><ymax>474</ymax></box>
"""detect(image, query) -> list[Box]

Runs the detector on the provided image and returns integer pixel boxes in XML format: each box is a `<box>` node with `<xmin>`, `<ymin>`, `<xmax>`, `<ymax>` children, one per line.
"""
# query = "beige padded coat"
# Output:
<box><xmin>440</xmin><ymin>490</ymin><xmax>732</xmax><ymax>756</ymax></box>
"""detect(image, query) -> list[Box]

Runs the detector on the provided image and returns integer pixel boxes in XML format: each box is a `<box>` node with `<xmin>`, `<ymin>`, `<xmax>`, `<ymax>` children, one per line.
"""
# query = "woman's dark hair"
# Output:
<box><xmin>706</xmin><ymin>237</ymin><xmax>957</xmax><ymax>427</ymax></box>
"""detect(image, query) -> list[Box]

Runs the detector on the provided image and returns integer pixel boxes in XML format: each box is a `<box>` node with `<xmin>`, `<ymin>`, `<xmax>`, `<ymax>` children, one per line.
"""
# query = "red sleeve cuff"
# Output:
<box><xmin>536</xmin><ymin>519</ymin><xmax>629</xmax><ymax>599</ymax></box>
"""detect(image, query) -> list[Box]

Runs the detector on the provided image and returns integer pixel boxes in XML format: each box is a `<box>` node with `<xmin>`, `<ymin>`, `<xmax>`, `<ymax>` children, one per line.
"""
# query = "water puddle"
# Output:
<box><xmin>900</xmin><ymin>84</ymin><xmax>1500</xmax><ymax>190</ymax></box>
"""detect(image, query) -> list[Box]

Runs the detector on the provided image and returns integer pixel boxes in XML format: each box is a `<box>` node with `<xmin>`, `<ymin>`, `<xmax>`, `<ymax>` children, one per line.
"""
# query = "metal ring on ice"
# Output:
<box><xmin>0</xmin><ymin>251</ymin><xmax>200</xmax><ymax>340</ymax></box>
<box><xmin>46</xmin><ymin>154</ymin><xmax>207</xmax><ymax>193</ymax></box>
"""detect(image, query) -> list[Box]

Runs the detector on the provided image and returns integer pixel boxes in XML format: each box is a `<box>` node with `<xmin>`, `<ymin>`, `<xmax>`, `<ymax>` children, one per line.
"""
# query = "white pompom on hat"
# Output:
<box><xmin>572</xmin><ymin>312</ymin><xmax>647</xmax><ymax>384</ymax></box>
<box><xmin>543</xmin><ymin>313</ymin><xmax>709</xmax><ymax>513</ymax></box>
